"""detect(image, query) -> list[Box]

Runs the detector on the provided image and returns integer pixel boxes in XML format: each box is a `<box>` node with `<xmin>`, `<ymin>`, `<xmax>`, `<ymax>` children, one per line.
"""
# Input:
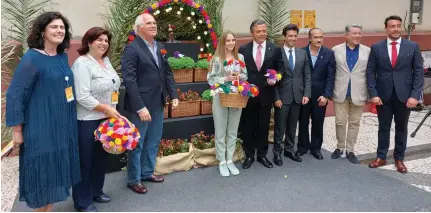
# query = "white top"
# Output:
<box><xmin>252</xmin><ymin>40</ymin><xmax>267</xmax><ymax>68</ymax></box>
<box><xmin>387</xmin><ymin>37</ymin><xmax>401</xmax><ymax>62</ymax></box>
<box><xmin>283</xmin><ymin>45</ymin><xmax>296</xmax><ymax>69</ymax></box>
<box><xmin>72</xmin><ymin>55</ymin><xmax>121</xmax><ymax>121</ymax></box>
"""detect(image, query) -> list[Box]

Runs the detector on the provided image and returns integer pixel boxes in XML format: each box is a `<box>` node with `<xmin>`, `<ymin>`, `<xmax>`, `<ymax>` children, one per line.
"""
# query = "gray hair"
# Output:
<box><xmin>345</xmin><ymin>24</ymin><xmax>363</xmax><ymax>33</ymax></box>
<box><xmin>250</xmin><ymin>19</ymin><xmax>267</xmax><ymax>32</ymax></box>
<box><xmin>134</xmin><ymin>14</ymin><xmax>148</xmax><ymax>33</ymax></box>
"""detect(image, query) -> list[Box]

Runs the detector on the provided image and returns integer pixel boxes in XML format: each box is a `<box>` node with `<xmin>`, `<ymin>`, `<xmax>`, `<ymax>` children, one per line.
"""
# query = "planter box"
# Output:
<box><xmin>173</xmin><ymin>68</ymin><xmax>193</xmax><ymax>83</ymax></box>
<box><xmin>193</xmin><ymin>68</ymin><xmax>209</xmax><ymax>82</ymax></box>
<box><xmin>200</xmin><ymin>100</ymin><xmax>212</xmax><ymax>115</ymax></box>
<box><xmin>164</xmin><ymin>104</ymin><xmax>169</xmax><ymax>119</ymax></box>
<box><xmin>170</xmin><ymin>101</ymin><xmax>200</xmax><ymax>118</ymax></box>
<box><xmin>154</xmin><ymin>144</ymin><xmax>195</xmax><ymax>175</ymax></box>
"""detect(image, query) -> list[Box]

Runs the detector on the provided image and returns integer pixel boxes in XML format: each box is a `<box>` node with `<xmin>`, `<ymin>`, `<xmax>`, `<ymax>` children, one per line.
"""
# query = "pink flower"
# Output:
<box><xmin>115</xmin><ymin>127</ymin><xmax>126</xmax><ymax>135</ymax></box>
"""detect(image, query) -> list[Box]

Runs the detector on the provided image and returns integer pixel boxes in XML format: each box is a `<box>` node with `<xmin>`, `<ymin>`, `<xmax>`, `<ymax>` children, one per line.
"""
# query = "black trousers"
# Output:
<box><xmin>273</xmin><ymin>103</ymin><xmax>301</xmax><ymax>155</ymax></box>
<box><xmin>241</xmin><ymin>99</ymin><xmax>272</xmax><ymax>158</ymax></box>
<box><xmin>72</xmin><ymin>119</ymin><xmax>108</xmax><ymax>209</ymax></box>
<box><xmin>377</xmin><ymin>88</ymin><xmax>411</xmax><ymax>160</ymax></box>
<box><xmin>297</xmin><ymin>99</ymin><xmax>327</xmax><ymax>153</ymax></box>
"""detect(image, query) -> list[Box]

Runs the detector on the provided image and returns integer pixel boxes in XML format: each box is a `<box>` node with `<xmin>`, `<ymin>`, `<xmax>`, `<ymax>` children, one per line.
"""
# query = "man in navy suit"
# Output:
<box><xmin>297</xmin><ymin>28</ymin><xmax>335</xmax><ymax>160</ymax></box>
<box><xmin>367</xmin><ymin>15</ymin><xmax>424</xmax><ymax>173</ymax></box>
<box><xmin>121</xmin><ymin>13</ymin><xmax>179</xmax><ymax>193</ymax></box>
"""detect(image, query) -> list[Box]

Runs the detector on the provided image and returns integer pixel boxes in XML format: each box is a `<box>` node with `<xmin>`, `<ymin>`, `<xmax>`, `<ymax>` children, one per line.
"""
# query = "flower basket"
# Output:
<box><xmin>194</xmin><ymin>68</ymin><xmax>209</xmax><ymax>82</ymax></box>
<box><xmin>200</xmin><ymin>100</ymin><xmax>212</xmax><ymax>115</ymax></box>
<box><xmin>155</xmin><ymin>143</ymin><xmax>195</xmax><ymax>175</ymax></box>
<box><xmin>170</xmin><ymin>101</ymin><xmax>200</xmax><ymax>118</ymax></box>
<box><xmin>219</xmin><ymin>93</ymin><xmax>249</xmax><ymax>108</ymax></box>
<box><xmin>168</xmin><ymin>54</ymin><xmax>195</xmax><ymax>83</ymax></box>
<box><xmin>173</xmin><ymin>68</ymin><xmax>193</xmax><ymax>83</ymax></box>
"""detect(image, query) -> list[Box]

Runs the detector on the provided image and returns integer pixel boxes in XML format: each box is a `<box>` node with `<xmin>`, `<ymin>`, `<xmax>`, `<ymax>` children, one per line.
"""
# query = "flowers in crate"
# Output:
<box><xmin>265</xmin><ymin>69</ymin><xmax>282</xmax><ymax>84</ymax></box>
<box><xmin>158</xmin><ymin>139</ymin><xmax>190</xmax><ymax>157</ymax></box>
<box><xmin>191</xmin><ymin>131</ymin><xmax>215</xmax><ymax>150</ymax></box>
<box><xmin>176</xmin><ymin>89</ymin><xmax>200</xmax><ymax>102</ymax></box>
<box><xmin>210</xmin><ymin>80</ymin><xmax>259</xmax><ymax>97</ymax></box>
<box><xmin>94</xmin><ymin>118</ymin><xmax>140</xmax><ymax>154</ymax></box>
<box><xmin>223</xmin><ymin>59</ymin><xmax>246</xmax><ymax>75</ymax></box>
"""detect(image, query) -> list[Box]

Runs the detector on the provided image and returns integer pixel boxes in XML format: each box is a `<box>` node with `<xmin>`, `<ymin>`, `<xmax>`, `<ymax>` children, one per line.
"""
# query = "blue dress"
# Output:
<box><xmin>6</xmin><ymin>49</ymin><xmax>81</xmax><ymax>209</ymax></box>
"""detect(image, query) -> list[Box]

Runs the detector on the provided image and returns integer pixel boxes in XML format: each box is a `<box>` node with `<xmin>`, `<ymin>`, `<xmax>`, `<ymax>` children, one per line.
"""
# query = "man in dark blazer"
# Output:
<box><xmin>239</xmin><ymin>19</ymin><xmax>285</xmax><ymax>169</ymax></box>
<box><xmin>273</xmin><ymin>24</ymin><xmax>311</xmax><ymax>166</ymax></box>
<box><xmin>367</xmin><ymin>15</ymin><xmax>424</xmax><ymax>173</ymax></box>
<box><xmin>297</xmin><ymin>28</ymin><xmax>335</xmax><ymax>160</ymax></box>
<box><xmin>121</xmin><ymin>13</ymin><xmax>179</xmax><ymax>194</ymax></box>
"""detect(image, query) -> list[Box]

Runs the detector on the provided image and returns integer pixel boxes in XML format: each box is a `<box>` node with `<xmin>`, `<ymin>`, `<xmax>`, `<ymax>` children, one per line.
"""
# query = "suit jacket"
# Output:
<box><xmin>239</xmin><ymin>41</ymin><xmax>285</xmax><ymax>106</ymax></box>
<box><xmin>274</xmin><ymin>47</ymin><xmax>311</xmax><ymax>104</ymax></box>
<box><xmin>366</xmin><ymin>38</ymin><xmax>424</xmax><ymax>103</ymax></box>
<box><xmin>332</xmin><ymin>43</ymin><xmax>370</xmax><ymax>106</ymax></box>
<box><xmin>121</xmin><ymin>37</ymin><xmax>178</xmax><ymax>113</ymax></box>
<box><xmin>304</xmin><ymin>45</ymin><xmax>336</xmax><ymax>102</ymax></box>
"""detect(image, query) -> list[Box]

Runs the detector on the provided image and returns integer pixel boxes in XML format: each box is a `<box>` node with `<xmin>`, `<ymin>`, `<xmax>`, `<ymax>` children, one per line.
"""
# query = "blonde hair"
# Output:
<box><xmin>214</xmin><ymin>31</ymin><xmax>239</xmax><ymax>62</ymax></box>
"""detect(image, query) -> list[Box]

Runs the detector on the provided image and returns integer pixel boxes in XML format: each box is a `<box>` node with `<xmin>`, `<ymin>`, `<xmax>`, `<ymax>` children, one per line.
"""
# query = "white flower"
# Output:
<box><xmin>210</xmin><ymin>90</ymin><xmax>217</xmax><ymax>96</ymax></box>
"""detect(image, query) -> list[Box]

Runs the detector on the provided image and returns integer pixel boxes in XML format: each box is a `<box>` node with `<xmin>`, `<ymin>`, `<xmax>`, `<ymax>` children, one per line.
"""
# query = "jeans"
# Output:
<box><xmin>126</xmin><ymin>107</ymin><xmax>164</xmax><ymax>185</ymax></box>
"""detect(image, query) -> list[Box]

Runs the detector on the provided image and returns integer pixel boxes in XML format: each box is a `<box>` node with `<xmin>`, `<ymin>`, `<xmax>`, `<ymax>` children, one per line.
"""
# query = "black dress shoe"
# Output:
<box><xmin>284</xmin><ymin>152</ymin><xmax>302</xmax><ymax>162</ymax></box>
<box><xmin>257</xmin><ymin>157</ymin><xmax>273</xmax><ymax>168</ymax></box>
<box><xmin>346</xmin><ymin>152</ymin><xmax>360</xmax><ymax>164</ymax></box>
<box><xmin>75</xmin><ymin>204</ymin><xmax>98</xmax><ymax>212</ymax></box>
<box><xmin>93</xmin><ymin>194</ymin><xmax>111</xmax><ymax>203</ymax></box>
<box><xmin>242</xmin><ymin>157</ymin><xmax>254</xmax><ymax>169</ymax></box>
<box><xmin>295</xmin><ymin>150</ymin><xmax>306</xmax><ymax>156</ymax></box>
<box><xmin>331</xmin><ymin>149</ymin><xmax>342</xmax><ymax>159</ymax></box>
<box><xmin>273</xmin><ymin>154</ymin><xmax>283</xmax><ymax>166</ymax></box>
<box><xmin>310</xmin><ymin>151</ymin><xmax>323</xmax><ymax>160</ymax></box>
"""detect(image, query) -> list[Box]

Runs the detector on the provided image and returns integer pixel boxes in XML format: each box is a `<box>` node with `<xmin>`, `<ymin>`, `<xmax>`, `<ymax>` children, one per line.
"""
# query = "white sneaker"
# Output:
<box><xmin>219</xmin><ymin>161</ymin><xmax>230</xmax><ymax>177</ymax></box>
<box><xmin>226</xmin><ymin>160</ymin><xmax>239</xmax><ymax>175</ymax></box>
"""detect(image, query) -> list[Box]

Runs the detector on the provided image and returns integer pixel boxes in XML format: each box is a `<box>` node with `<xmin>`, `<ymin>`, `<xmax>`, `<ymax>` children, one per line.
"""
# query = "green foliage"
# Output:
<box><xmin>191</xmin><ymin>131</ymin><xmax>215</xmax><ymax>150</ymax></box>
<box><xmin>167</xmin><ymin>57</ymin><xmax>183</xmax><ymax>70</ymax></box>
<box><xmin>168</xmin><ymin>57</ymin><xmax>196</xmax><ymax>69</ymax></box>
<box><xmin>158</xmin><ymin>139</ymin><xmax>190</xmax><ymax>157</ymax></box>
<box><xmin>195</xmin><ymin>59</ymin><xmax>209</xmax><ymax>69</ymax></box>
<box><xmin>180</xmin><ymin>57</ymin><xmax>195</xmax><ymax>69</ymax></box>
<box><xmin>201</xmin><ymin>89</ymin><xmax>212</xmax><ymax>101</ymax></box>
<box><xmin>1</xmin><ymin>0</ymin><xmax>56</xmax><ymax>57</ymax></box>
<box><xmin>259</xmin><ymin>0</ymin><xmax>289</xmax><ymax>42</ymax></box>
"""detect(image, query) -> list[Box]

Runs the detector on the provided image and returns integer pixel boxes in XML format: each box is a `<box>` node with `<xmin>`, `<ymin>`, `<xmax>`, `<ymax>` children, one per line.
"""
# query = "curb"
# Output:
<box><xmin>358</xmin><ymin>143</ymin><xmax>431</xmax><ymax>165</ymax></box>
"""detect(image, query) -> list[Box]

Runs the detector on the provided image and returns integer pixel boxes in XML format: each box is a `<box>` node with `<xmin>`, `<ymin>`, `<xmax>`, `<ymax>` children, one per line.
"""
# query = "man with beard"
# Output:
<box><xmin>239</xmin><ymin>19</ymin><xmax>284</xmax><ymax>169</ymax></box>
<box><xmin>297</xmin><ymin>28</ymin><xmax>335</xmax><ymax>160</ymax></box>
<box><xmin>367</xmin><ymin>15</ymin><xmax>424</xmax><ymax>173</ymax></box>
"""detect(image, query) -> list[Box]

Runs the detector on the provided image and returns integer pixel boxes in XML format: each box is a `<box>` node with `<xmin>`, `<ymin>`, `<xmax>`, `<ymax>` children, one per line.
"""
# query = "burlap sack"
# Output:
<box><xmin>154</xmin><ymin>144</ymin><xmax>195</xmax><ymax>175</ymax></box>
<box><xmin>194</xmin><ymin>147</ymin><xmax>218</xmax><ymax>167</ymax></box>
<box><xmin>233</xmin><ymin>147</ymin><xmax>245</xmax><ymax>162</ymax></box>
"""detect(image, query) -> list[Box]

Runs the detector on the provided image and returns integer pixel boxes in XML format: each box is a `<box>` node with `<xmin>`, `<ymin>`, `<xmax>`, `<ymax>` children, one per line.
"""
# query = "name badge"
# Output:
<box><xmin>65</xmin><ymin>86</ymin><xmax>74</xmax><ymax>102</ymax></box>
<box><xmin>111</xmin><ymin>91</ymin><xmax>119</xmax><ymax>104</ymax></box>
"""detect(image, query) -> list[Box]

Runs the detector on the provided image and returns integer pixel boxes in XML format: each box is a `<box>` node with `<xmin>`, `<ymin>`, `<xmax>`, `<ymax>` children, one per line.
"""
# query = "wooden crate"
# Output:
<box><xmin>173</xmin><ymin>69</ymin><xmax>193</xmax><ymax>83</ymax></box>
<box><xmin>193</xmin><ymin>68</ymin><xmax>209</xmax><ymax>82</ymax></box>
<box><xmin>200</xmin><ymin>100</ymin><xmax>212</xmax><ymax>115</ymax></box>
<box><xmin>164</xmin><ymin>104</ymin><xmax>169</xmax><ymax>119</ymax></box>
<box><xmin>170</xmin><ymin>101</ymin><xmax>200</xmax><ymax>118</ymax></box>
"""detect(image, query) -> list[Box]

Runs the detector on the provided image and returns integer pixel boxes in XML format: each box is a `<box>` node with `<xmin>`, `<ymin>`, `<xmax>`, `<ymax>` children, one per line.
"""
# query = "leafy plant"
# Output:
<box><xmin>176</xmin><ymin>89</ymin><xmax>200</xmax><ymax>102</ymax></box>
<box><xmin>195</xmin><ymin>59</ymin><xmax>210</xmax><ymax>69</ymax></box>
<box><xmin>1</xmin><ymin>0</ymin><xmax>56</xmax><ymax>57</ymax></box>
<box><xmin>201</xmin><ymin>89</ymin><xmax>212</xmax><ymax>101</ymax></box>
<box><xmin>158</xmin><ymin>139</ymin><xmax>190</xmax><ymax>157</ymax></box>
<box><xmin>167</xmin><ymin>57</ymin><xmax>183</xmax><ymax>70</ymax></box>
<box><xmin>179</xmin><ymin>57</ymin><xmax>195</xmax><ymax>69</ymax></box>
<box><xmin>191</xmin><ymin>131</ymin><xmax>215</xmax><ymax>150</ymax></box>
<box><xmin>259</xmin><ymin>0</ymin><xmax>289</xmax><ymax>42</ymax></box>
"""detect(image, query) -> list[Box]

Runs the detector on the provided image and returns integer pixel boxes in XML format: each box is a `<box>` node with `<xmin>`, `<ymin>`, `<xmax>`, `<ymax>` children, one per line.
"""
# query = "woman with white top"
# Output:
<box><xmin>71</xmin><ymin>27</ymin><xmax>123</xmax><ymax>212</ymax></box>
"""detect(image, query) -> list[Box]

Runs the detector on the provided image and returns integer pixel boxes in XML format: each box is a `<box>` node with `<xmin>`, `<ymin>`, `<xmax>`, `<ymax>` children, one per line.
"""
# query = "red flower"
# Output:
<box><xmin>128</xmin><ymin>35</ymin><xmax>135</xmax><ymax>41</ymax></box>
<box><xmin>160</xmin><ymin>49</ymin><xmax>167</xmax><ymax>55</ymax></box>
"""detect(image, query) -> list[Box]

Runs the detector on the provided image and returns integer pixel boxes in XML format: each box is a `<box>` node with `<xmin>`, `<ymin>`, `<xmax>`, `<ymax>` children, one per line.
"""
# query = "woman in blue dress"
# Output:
<box><xmin>6</xmin><ymin>11</ymin><xmax>81</xmax><ymax>211</ymax></box>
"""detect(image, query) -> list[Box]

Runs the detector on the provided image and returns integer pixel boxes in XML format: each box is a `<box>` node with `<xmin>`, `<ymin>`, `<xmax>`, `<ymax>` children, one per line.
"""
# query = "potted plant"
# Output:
<box><xmin>155</xmin><ymin>138</ymin><xmax>195</xmax><ymax>175</ymax></box>
<box><xmin>191</xmin><ymin>131</ymin><xmax>217</xmax><ymax>167</ymax></box>
<box><xmin>200</xmin><ymin>89</ymin><xmax>213</xmax><ymax>115</ymax></box>
<box><xmin>170</xmin><ymin>89</ymin><xmax>201</xmax><ymax>118</ymax></box>
<box><xmin>168</xmin><ymin>51</ymin><xmax>195</xmax><ymax>83</ymax></box>
<box><xmin>193</xmin><ymin>59</ymin><xmax>210</xmax><ymax>82</ymax></box>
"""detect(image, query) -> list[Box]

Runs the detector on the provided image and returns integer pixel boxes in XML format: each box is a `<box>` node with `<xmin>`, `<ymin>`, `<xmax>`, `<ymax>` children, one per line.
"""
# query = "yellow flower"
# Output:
<box><xmin>238</xmin><ymin>86</ymin><xmax>244</xmax><ymax>92</ymax></box>
<box><xmin>109</xmin><ymin>142</ymin><xmax>115</xmax><ymax>147</ymax></box>
<box><xmin>98</xmin><ymin>127</ymin><xmax>103</xmax><ymax>131</ymax></box>
<box><xmin>195</xmin><ymin>3</ymin><xmax>200</xmax><ymax>8</ymax></box>
<box><xmin>122</xmin><ymin>135</ymin><xmax>129</xmax><ymax>141</ymax></box>
<box><xmin>214</xmin><ymin>83</ymin><xmax>219</xmax><ymax>88</ymax></box>
<box><xmin>107</xmin><ymin>130</ymin><xmax>114</xmax><ymax>136</ymax></box>
<box><xmin>174</xmin><ymin>0</ymin><xmax>178</xmax><ymax>2</ymax></box>
<box><xmin>207</xmin><ymin>24</ymin><xmax>212</xmax><ymax>28</ymax></box>
<box><xmin>115</xmin><ymin>138</ymin><xmax>122</xmax><ymax>145</ymax></box>
<box><xmin>276</xmin><ymin>73</ymin><xmax>282</xmax><ymax>80</ymax></box>
<box><xmin>151</xmin><ymin>3</ymin><xmax>157</xmax><ymax>9</ymax></box>
<box><xmin>117</xmin><ymin>147</ymin><xmax>123</xmax><ymax>152</ymax></box>
<box><xmin>119</xmin><ymin>121</ymin><xmax>125</xmax><ymax>126</ymax></box>
<box><xmin>110</xmin><ymin>118</ymin><xmax>116</xmax><ymax>123</ymax></box>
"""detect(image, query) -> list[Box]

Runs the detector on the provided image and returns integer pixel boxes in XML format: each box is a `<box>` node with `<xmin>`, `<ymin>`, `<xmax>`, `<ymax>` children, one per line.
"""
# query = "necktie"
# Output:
<box><xmin>391</xmin><ymin>41</ymin><xmax>398</xmax><ymax>68</ymax></box>
<box><xmin>256</xmin><ymin>44</ymin><xmax>262</xmax><ymax>71</ymax></box>
<box><xmin>288</xmin><ymin>49</ymin><xmax>294</xmax><ymax>72</ymax></box>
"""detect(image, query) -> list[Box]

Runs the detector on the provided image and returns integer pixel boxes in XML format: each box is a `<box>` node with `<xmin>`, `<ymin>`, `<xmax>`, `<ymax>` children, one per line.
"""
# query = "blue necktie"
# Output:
<box><xmin>288</xmin><ymin>49</ymin><xmax>294</xmax><ymax>72</ymax></box>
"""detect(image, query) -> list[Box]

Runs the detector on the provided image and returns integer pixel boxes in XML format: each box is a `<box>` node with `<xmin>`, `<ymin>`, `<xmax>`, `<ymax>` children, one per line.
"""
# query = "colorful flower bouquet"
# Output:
<box><xmin>94</xmin><ymin>118</ymin><xmax>140</xmax><ymax>154</ymax></box>
<box><xmin>210</xmin><ymin>80</ymin><xmax>259</xmax><ymax>97</ymax></box>
<box><xmin>265</xmin><ymin>69</ymin><xmax>282</xmax><ymax>84</ymax></box>
<box><xmin>223</xmin><ymin>59</ymin><xmax>246</xmax><ymax>75</ymax></box>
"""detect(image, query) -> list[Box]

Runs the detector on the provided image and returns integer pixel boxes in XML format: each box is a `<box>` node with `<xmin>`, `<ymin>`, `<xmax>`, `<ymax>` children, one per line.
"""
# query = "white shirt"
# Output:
<box><xmin>283</xmin><ymin>45</ymin><xmax>296</xmax><ymax>69</ymax></box>
<box><xmin>387</xmin><ymin>37</ymin><xmax>401</xmax><ymax>62</ymax></box>
<box><xmin>72</xmin><ymin>55</ymin><xmax>121</xmax><ymax>121</ymax></box>
<box><xmin>252</xmin><ymin>40</ymin><xmax>266</xmax><ymax>68</ymax></box>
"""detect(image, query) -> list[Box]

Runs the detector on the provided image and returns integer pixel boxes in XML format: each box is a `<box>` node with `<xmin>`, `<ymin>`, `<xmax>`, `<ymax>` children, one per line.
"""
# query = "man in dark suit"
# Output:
<box><xmin>367</xmin><ymin>15</ymin><xmax>424</xmax><ymax>173</ymax></box>
<box><xmin>121</xmin><ymin>13</ymin><xmax>179</xmax><ymax>194</ymax></box>
<box><xmin>239</xmin><ymin>19</ymin><xmax>285</xmax><ymax>169</ymax></box>
<box><xmin>297</xmin><ymin>28</ymin><xmax>335</xmax><ymax>160</ymax></box>
<box><xmin>273</xmin><ymin>24</ymin><xmax>311</xmax><ymax>166</ymax></box>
